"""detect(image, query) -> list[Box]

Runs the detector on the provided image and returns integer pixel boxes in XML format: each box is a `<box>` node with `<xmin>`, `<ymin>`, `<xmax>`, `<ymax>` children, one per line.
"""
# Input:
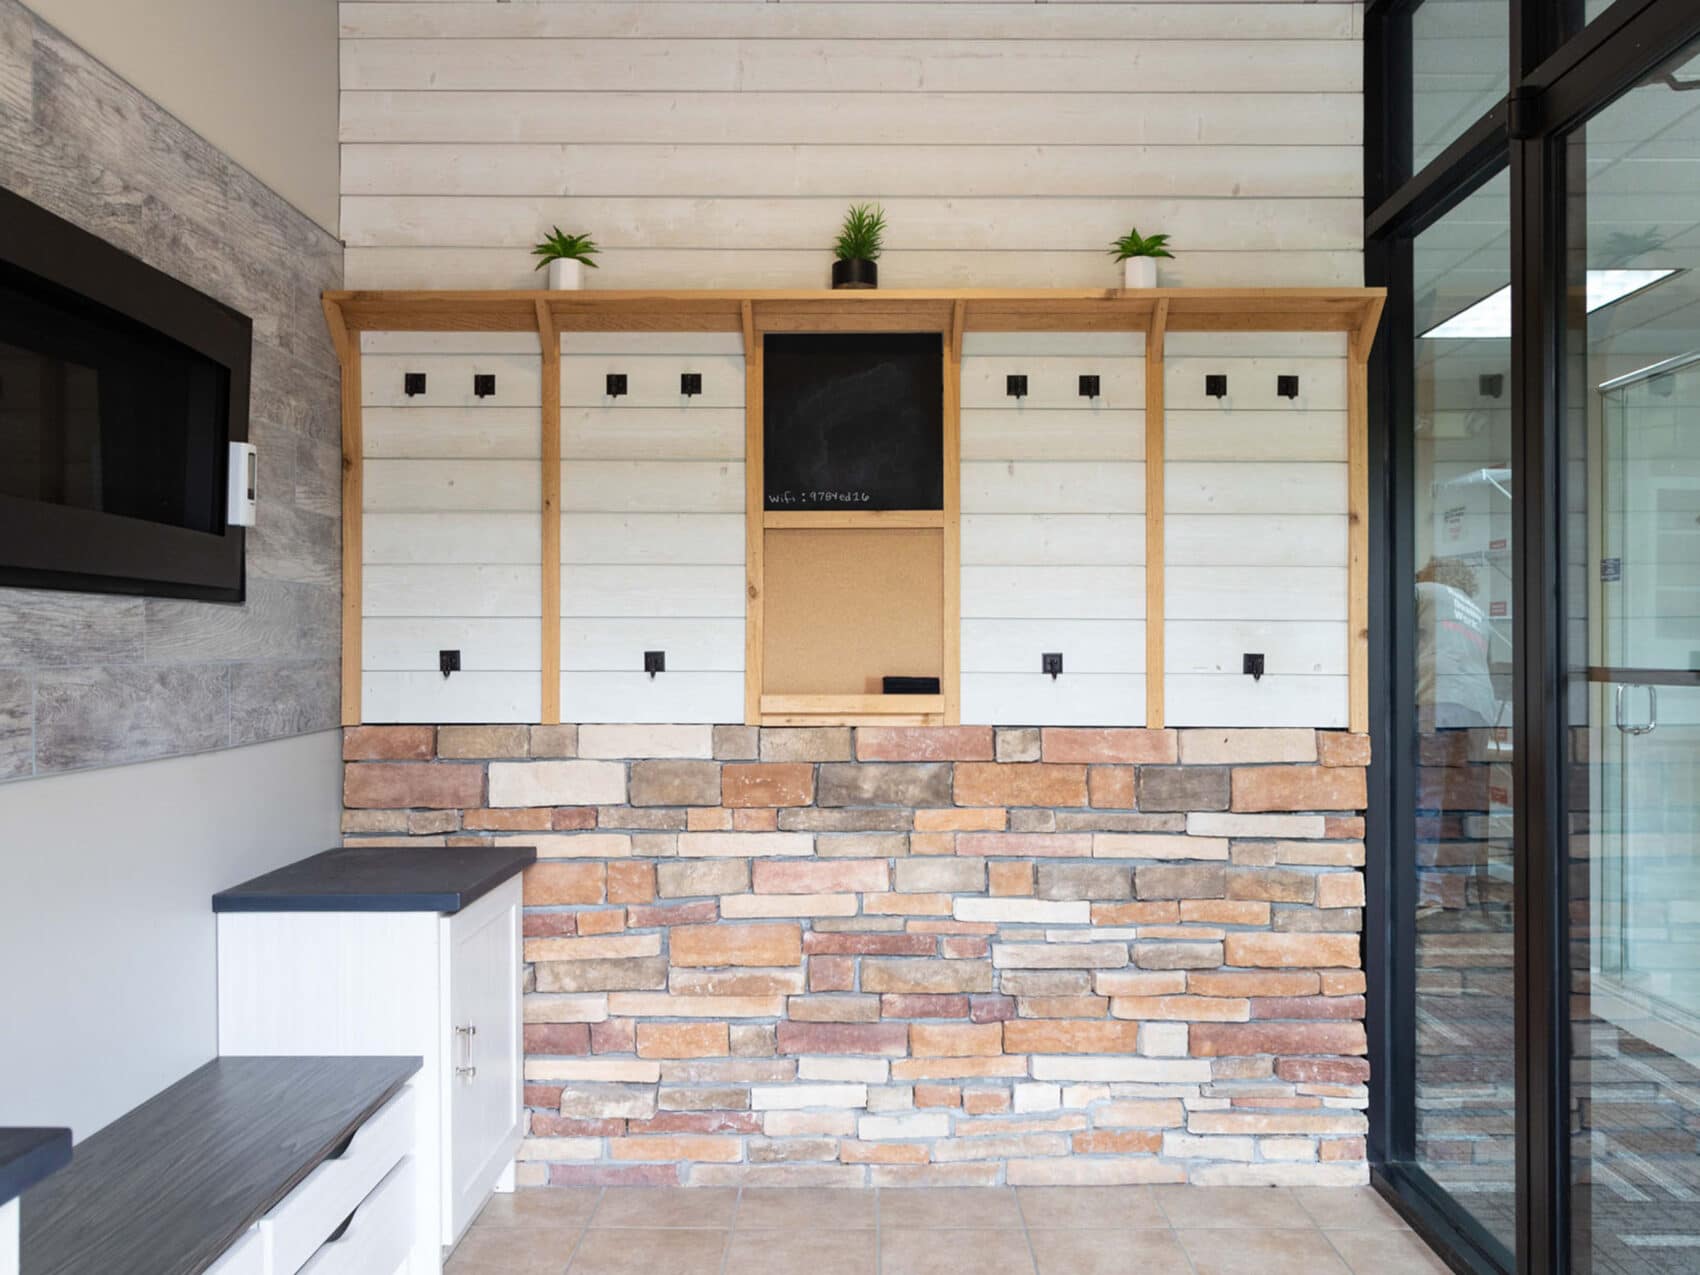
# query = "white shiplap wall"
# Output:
<box><xmin>960</xmin><ymin>332</ymin><xmax>1146</xmax><ymax>726</ymax></box>
<box><xmin>560</xmin><ymin>333</ymin><xmax>746</xmax><ymax>723</ymax></box>
<box><xmin>338</xmin><ymin>1</ymin><xmax>1363</xmax><ymax>291</ymax></box>
<box><xmin>1163</xmin><ymin>332</ymin><xmax>1350</xmax><ymax>727</ymax></box>
<box><xmin>361</xmin><ymin>331</ymin><xmax>544</xmax><ymax>723</ymax></box>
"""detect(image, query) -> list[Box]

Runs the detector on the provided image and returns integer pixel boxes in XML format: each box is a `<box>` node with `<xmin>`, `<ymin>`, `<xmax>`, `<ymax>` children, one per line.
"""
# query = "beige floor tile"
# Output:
<box><xmin>478</xmin><ymin>1188</ymin><xmax>603</xmax><ymax>1229</ymax></box>
<box><xmin>589</xmin><ymin>1187</ymin><xmax>738</xmax><ymax>1229</ymax></box>
<box><xmin>878</xmin><ymin>1187</ymin><xmax>1025</xmax><ymax>1229</ymax></box>
<box><xmin>448</xmin><ymin>1224</ymin><xmax>579</xmax><ymax>1273</ymax></box>
<box><xmin>568</xmin><ymin>1227</ymin><xmax>728</xmax><ymax>1275</ymax></box>
<box><xmin>723</xmin><ymin>1228</ymin><xmax>878</xmax><ymax>1274</ymax></box>
<box><xmin>1153</xmin><ymin>1185</ymin><xmax>1302</xmax><ymax>1229</ymax></box>
<box><xmin>1293</xmin><ymin>1187</ymin><xmax>1409</xmax><ymax>1232</ymax></box>
<box><xmin>882</xmin><ymin>1227</ymin><xmax>1037</xmax><ymax>1275</ymax></box>
<box><xmin>735</xmin><ymin>1187</ymin><xmax>878</xmax><ymax>1230</ymax></box>
<box><xmin>1017</xmin><ymin>1186</ymin><xmax>1167</xmax><ymax>1230</ymax></box>
<box><xmin>1327</xmin><ymin>1228</ymin><xmax>1453</xmax><ymax>1274</ymax></box>
<box><xmin>1177</xmin><ymin>1227</ymin><xmax>1352</xmax><ymax>1275</ymax></box>
<box><xmin>1028</xmin><ymin>1228</ymin><xmax>1193</xmax><ymax>1275</ymax></box>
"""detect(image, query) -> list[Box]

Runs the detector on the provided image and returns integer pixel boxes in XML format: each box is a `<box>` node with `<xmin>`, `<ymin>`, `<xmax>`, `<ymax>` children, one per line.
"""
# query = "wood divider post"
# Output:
<box><xmin>1144</xmin><ymin>298</ymin><xmax>1169</xmax><ymax>730</ymax></box>
<box><xmin>536</xmin><ymin>299</ymin><xmax>562</xmax><ymax>724</ymax></box>
<box><xmin>324</xmin><ymin>296</ymin><xmax>363</xmax><ymax>727</ymax></box>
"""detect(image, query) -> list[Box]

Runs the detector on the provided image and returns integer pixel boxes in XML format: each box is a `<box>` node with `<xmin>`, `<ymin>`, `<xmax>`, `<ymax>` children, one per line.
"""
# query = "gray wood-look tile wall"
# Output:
<box><xmin>0</xmin><ymin>0</ymin><xmax>343</xmax><ymax>779</ymax></box>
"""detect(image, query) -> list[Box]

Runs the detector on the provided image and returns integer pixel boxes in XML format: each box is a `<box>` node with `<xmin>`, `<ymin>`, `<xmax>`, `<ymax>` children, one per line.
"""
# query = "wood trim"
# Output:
<box><xmin>941</xmin><ymin>312</ymin><xmax>963</xmax><ymax>727</ymax></box>
<box><xmin>760</xmin><ymin>693</ymin><xmax>944</xmax><ymax>716</ymax></box>
<box><xmin>1347</xmin><ymin>325</ymin><xmax>1371</xmax><ymax>735</ymax></box>
<box><xmin>324</xmin><ymin>287</ymin><xmax>1389</xmax><ymax>341</ymax></box>
<box><xmin>1144</xmin><ymin>298</ymin><xmax>1169</xmax><ymax>731</ymax></box>
<box><xmin>763</xmin><ymin>510</ymin><xmax>945</xmax><ymax>530</ymax></box>
<box><xmin>324</xmin><ymin>300</ymin><xmax>363</xmax><ymax>727</ymax></box>
<box><xmin>743</xmin><ymin>305</ymin><xmax>763</xmax><ymax>726</ymax></box>
<box><xmin>536</xmin><ymin>299</ymin><xmax>562</xmax><ymax>725</ymax></box>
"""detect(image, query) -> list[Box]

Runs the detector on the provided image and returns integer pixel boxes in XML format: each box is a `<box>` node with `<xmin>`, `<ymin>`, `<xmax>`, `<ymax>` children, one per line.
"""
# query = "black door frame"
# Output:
<box><xmin>1363</xmin><ymin>2</ymin><xmax>1700</xmax><ymax>1272</ymax></box>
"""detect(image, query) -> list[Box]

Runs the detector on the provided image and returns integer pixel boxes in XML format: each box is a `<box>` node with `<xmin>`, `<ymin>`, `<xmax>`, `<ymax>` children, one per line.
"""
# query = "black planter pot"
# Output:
<box><xmin>831</xmin><ymin>258</ymin><xmax>878</xmax><ymax>290</ymax></box>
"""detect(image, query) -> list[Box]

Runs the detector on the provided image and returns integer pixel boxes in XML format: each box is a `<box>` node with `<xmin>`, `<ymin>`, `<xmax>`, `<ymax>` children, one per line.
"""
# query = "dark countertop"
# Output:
<box><xmin>212</xmin><ymin>844</ymin><xmax>535</xmax><ymax>914</ymax></box>
<box><xmin>0</xmin><ymin>1128</ymin><xmax>69</xmax><ymax>1209</ymax></box>
<box><xmin>21</xmin><ymin>1055</ymin><xmax>419</xmax><ymax>1275</ymax></box>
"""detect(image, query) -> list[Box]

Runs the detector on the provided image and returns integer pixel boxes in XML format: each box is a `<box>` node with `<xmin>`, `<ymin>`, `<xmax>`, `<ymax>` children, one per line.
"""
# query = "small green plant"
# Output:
<box><xmin>834</xmin><ymin>203</ymin><xmax>886</xmax><ymax>263</ymax></box>
<box><xmin>531</xmin><ymin>227</ymin><xmax>600</xmax><ymax>270</ymax></box>
<box><xmin>1110</xmin><ymin>228</ymin><xmax>1175</xmax><ymax>261</ymax></box>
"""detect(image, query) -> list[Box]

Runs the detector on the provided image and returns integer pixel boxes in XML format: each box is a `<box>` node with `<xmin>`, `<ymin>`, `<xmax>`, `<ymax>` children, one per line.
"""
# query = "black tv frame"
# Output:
<box><xmin>0</xmin><ymin>185</ymin><xmax>252</xmax><ymax>602</ymax></box>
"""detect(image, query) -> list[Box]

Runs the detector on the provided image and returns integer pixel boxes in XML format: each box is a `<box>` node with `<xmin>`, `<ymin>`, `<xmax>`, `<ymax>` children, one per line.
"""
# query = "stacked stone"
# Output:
<box><xmin>344</xmin><ymin>723</ymin><xmax>1371</xmax><ymax>1187</ymax></box>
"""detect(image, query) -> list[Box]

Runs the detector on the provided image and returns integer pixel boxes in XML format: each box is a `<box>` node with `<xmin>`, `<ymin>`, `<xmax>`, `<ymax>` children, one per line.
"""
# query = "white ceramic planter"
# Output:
<box><xmin>1123</xmin><ymin>257</ymin><xmax>1158</xmax><ymax>290</ymax></box>
<box><xmin>546</xmin><ymin>258</ymin><xmax>584</xmax><ymax>290</ymax></box>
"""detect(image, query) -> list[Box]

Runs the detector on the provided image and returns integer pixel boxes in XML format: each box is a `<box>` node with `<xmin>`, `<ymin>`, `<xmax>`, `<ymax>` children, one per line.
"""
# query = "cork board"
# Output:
<box><xmin>762</xmin><ymin>527</ymin><xmax>943</xmax><ymax>695</ymax></box>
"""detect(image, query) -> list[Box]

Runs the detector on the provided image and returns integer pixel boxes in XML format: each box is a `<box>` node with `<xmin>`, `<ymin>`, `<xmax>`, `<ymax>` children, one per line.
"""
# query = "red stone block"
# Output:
<box><xmin>856</xmin><ymin>727</ymin><xmax>994</xmax><ymax>762</ymax></box>
<box><xmin>1087</xmin><ymin>766</ymin><xmax>1137</xmax><ymax>809</ymax></box>
<box><xmin>1073</xmin><ymin>1130</ymin><xmax>1162</xmax><ymax>1155</ymax></box>
<box><xmin>531</xmin><ymin>1115</ymin><xmax>624</xmax><ymax>1137</ymax></box>
<box><xmin>969</xmin><ymin>994</ymin><xmax>1017</xmax><ymax>1024</ymax></box>
<box><xmin>1189</xmin><ymin>1022</ymin><xmax>1368</xmax><ymax>1058</ymax></box>
<box><xmin>590</xmin><ymin>1018</ymin><xmax>635</xmax><ymax>1054</ymax></box>
<box><xmin>941</xmin><ymin>936</ymin><xmax>991</xmax><ymax>959</ymax></box>
<box><xmin>1250</xmin><ymin>995</ymin><xmax>1366</xmax><ymax>1020</ymax></box>
<box><xmin>550</xmin><ymin>1165</ymin><xmax>681</xmax><ymax>1186</ymax></box>
<box><xmin>627</xmin><ymin>1112</ymin><xmax>762</xmax><ymax>1135</ymax></box>
<box><xmin>553</xmin><ymin>806</ymin><xmax>598</xmax><ymax>830</ymax></box>
<box><xmin>1276</xmin><ymin>1057</ymin><xmax>1371</xmax><ymax>1084</ymax></box>
<box><xmin>722</xmin><ymin>763</ymin><xmax>815</xmax><ymax>807</ymax></box>
<box><xmin>1317</xmin><ymin>732</ymin><xmax>1372</xmax><ymax>767</ymax></box>
<box><xmin>606</xmin><ymin>861</ymin><xmax>656</xmax><ymax>905</ymax></box>
<box><xmin>523</xmin><ymin>862</ymin><xmax>605</xmax><ymax>906</ymax></box>
<box><xmin>804</xmin><ymin>933</ymin><xmax>935</xmax><ymax>956</ymax></box>
<box><xmin>522</xmin><ymin>911</ymin><xmax>579</xmax><ymax>938</ymax></box>
<box><xmin>1041</xmin><ymin>728</ymin><xmax>1178</xmax><ymax>765</ymax></box>
<box><xmin>627</xmin><ymin>900</ymin><xmax>718</xmax><ymax>929</ymax></box>
<box><xmin>343</xmin><ymin>725</ymin><xmax>435</xmax><ymax>761</ymax></box>
<box><xmin>880</xmin><ymin>994</ymin><xmax>970</xmax><ymax>1019</ymax></box>
<box><xmin>465</xmin><ymin>807</ymin><xmax>552</xmax><ymax>831</ymax></box>
<box><xmin>810</xmin><ymin>955</ymin><xmax>856</xmax><ymax>992</ymax></box>
<box><xmin>954</xmin><ymin>763</ymin><xmax>1088</xmax><ymax>808</ymax></box>
<box><xmin>344</xmin><ymin>762</ymin><xmax>481</xmax><ymax>809</ymax></box>
<box><xmin>524</xmin><ymin>1024</ymin><xmax>591</xmax><ymax>1055</ymax></box>
<box><xmin>1231</xmin><ymin>765</ymin><xmax>1367</xmax><ymax>813</ymax></box>
<box><xmin>776</xmin><ymin>1021</ymin><xmax>909</xmax><ymax>1056</ymax></box>
<box><xmin>523</xmin><ymin>1084</ymin><xmax>564</xmax><ymax>1109</ymax></box>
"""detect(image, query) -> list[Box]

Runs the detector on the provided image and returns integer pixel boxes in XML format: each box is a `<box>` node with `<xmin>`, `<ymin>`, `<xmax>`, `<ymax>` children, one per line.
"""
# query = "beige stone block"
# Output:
<box><xmin>678</xmin><ymin>832</ymin><xmax>813</xmax><ymax>858</ymax></box>
<box><xmin>1178</xmin><ymin>729</ymin><xmax>1317</xmax><ymax>764</ymax></box>
<box><xmin>578</xmin><ymin>724</ymin><xmax>713</xmax><ymax>759</ymax></box>
<box><xmin>1093</xmin><ymin>834</ymin><xmax>1229</xmax><ymax>860</ymax></box>
<box><xmin>524</xmin><ymin>1058</ymin><xmax>662</xmax><ymax>1082</ymax></box>
<box><xmin>489</xmin><ymin>760</ymin><xmax>626</xmax><ymax>807</ymax></box>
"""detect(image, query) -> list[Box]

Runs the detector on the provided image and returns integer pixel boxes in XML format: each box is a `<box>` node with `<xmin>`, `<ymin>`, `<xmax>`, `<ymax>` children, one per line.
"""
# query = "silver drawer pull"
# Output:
<box><xmin>456</xmin><ymin>1065</ymin><xmax>477</xmax><ymax>1080</ymax></box>
<box><xmin>455</xmin><ymin>1025</ymin><xmax>477</xmax><ymax>1037</ymax></box>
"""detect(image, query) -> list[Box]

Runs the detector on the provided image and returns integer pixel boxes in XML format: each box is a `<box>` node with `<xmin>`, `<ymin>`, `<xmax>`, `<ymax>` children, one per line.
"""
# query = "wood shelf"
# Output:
<box><xmin>323</xmin><ymin>287</ymin><xmax>1387</xmax><ymax>348</ymax></box>
<box><xmin>763</xmin><ymin>509</ymin><xmax>945</xmax><ymax>529</ymax></box>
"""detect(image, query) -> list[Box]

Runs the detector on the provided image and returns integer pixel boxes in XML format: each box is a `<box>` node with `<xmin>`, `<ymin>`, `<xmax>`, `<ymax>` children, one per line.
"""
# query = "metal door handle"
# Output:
<box><xmin>1614</xmin><ymin>683</ymin><xmax>1658</xmax><ymax>735</ymax></box>
<box><xmin>455</xmin><ymin>1023</ymin><xmax>478</xmax><ymax>1079</ymax></box>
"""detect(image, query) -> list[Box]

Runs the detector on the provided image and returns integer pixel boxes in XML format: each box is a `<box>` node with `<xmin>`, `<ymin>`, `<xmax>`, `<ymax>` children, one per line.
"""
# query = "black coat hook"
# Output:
<box><xmin>1276</xmin><ymin>374</ymin><xmax>1299</xmax><ymax>400</ymax></box>
<box><xmin>681</xmin><ymin>372</ymin><xmax>702</xmax><ymax>397</ymax></box>
<box><xmin>1078</xmin><ymin>374</ymin><xmax>1100</xmax><ymax>399</ymax></box>
<box><xmin>606</xmin><ymin>373</ymin><xmax>628</xmax><ymax>398</ymax></box>
<box><xmin>404</xmin><ymin>372</ymin><xmax>426</xmax><ymax>397</ymax></box>
<box><xmin>1205</xmin><ymin>374</ymin><xmax>1227</xmax><ymax>399</ymax></box>
<box><xmin>1007</xmin><ymin>374</ymin><xmax>1028</xmax><ymax>399</ymax></box>
<box><xmin>474</xmin><ymin>373</ymin><xmax>496</xmax><ymax>398</ymax></box>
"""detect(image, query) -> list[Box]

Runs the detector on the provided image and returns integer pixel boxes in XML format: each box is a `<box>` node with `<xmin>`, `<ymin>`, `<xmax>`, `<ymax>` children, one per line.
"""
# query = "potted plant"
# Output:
<box><xmin>1111</xmin><ymin>227</ymin><xmax>1173</xmax><ymax>289</ymax></box>
<box><xmin>532</xmin><ymin>227</ymin><xmax>599</xmax><ymax>290</ymax></box>
<box><xmin>831</xmin><ymin>203</ymin><xmax>885</xmax><ymax>290</ymax></box>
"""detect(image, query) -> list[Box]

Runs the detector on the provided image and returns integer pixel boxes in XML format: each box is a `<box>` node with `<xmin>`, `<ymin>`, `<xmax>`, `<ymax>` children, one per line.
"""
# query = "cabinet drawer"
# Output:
<box><xmin>297</xmin><ymin>1157</ymin><xmax>416</xmax><ymax>1275</ymax></box>
<box><xmin>204</xmin><ymin>1226</ymin><xmax>264</xmax><ymax>1275</ymax></box>
<box><xmin>262</xmin><ymin>1085</ymin><xmax>415</xmax><ymax>1275</ymax></box>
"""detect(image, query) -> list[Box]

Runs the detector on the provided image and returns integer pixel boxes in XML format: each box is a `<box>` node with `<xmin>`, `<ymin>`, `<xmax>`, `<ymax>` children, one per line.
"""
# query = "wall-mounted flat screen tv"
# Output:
<box><xmin>0</xmin><ymin>186</ymin><xmax>251</xmax><ymax>601</ymax></box>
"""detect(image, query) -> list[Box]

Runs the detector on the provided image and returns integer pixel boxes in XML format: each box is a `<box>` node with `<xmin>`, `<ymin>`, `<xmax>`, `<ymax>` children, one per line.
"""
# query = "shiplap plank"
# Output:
<box><xmin>962</xmin><ymin>566</ymin><xmax>1145</xmax><ymax>620</ymax></box>
<box><xmin>1164</xmin><ymin>620</ymin><xmax>1348</xmax><ymax>676</ymax></box>
<box><xmin>363</xmin><ymin>670</ymin><xmax>541</xmax><ymax>724</ymax></box>
<box><xmin>563</xmin><ymin>619</ymin><xmax>745</xmax><ymax>672</ymax></box>
<box><xmin>563</xmin><ymin>407</ymin><xmax>744</xmax><ymax>461</ymax></box>
<box><xmin>342</xmin><ymin>195</ymin><xmax>1359</xmax><ymax>252</ymax></box>
<box><xmin>360</xmin><ymin>331</ymin><xmax>538</xmax><ymax>355</ymax></box>
<box><xmin>961</xmin><ymin>674</ymin><xmax>1145</xmax><ymax>728</ymax></box>
<box><xmin>362</xmin><ymin>353</ymin><xmax>542</xmax><ymax>406</ymax></box>
<box><xmin>341</xmin><ymin>39</ymin><xmax>1361</xmax><ymax>95</ymax></box>
<box><xmin>340</xmin><ymin>4</ymin><xmax>1360</xmax><ymax>42</ymax></box>
<box><xmin>561</xmin><ymin>513</ymin><xmax>745</xmax><ymax>565</ymax></box>
<box><xmin>961</xmin><ymin>514</ymin><xmax>1144</xmax><ymax>566</ymax></box>
<box><xmin>1164</xmin><ymin>675</ymin><xmax>1347</xmax><ymax>729</ymax></box>
<box><xmin>560</xmin><ymin>460</ymin><xmax>744</xmax><ymax>514</ymax></box>
<box><xmin>962</xmin><ymin>462</ymin><xmax>1143</xmax><ymax>515</ymax></box>
<box><xmin>1165</xmin><ymin>332</ymin><xmax>1349</xmax><ymax>358</ymax></box>
<box><xmin>363</xmin><ymin>459</ymin><xmax>542</xmax><ymax>511</ymax></box>
<box><xmin>563</xmin><ymin>355</ymin><xmax>746</xmax><ymax>407</ymax></box>
<box><xmin>1165</xmin><ymin>356</ymin><xmax>1348</xmax><ymax>411</ymax></box>
<box><xmin>1165</xmin><ymin>566</ymin><xmax>1347</xmax><ymax>622</ymax></box>
<box><xmin>343</xmin><ymin>248</ymin><xmax>1366</xmax><ymax>292</ymax></box>
<box><xmin>341</xmin><ymin>91</ymin><xmax>1364</xmax><ymax>147</ymax></box>
<box><xmin>364</xmin><ymin>617</ymin><xmax>542</xmax><ymax>671</ymax></box>
<box><xmin>963</xmin><ymin>333</ymin><xmax>1146</xmax><ymax>359</ymax></box>
<box><xmin>562</xmin><ymin>671</ymin><xmax>744</xmax><ymax>724</ymax></box>
<box><xmin>561</xmin><ymin>565</ymin><xmax>746</xmax><ymax>618</ymax></box>
<box><xmin>365</xmin><ymin>512</ymin><xmax>542</xmax><ymax>565</ymax></box>
<box><xmin>1164</xmin><ymin>462</ymin><xmax>1347</xmax><ymax>516</ymax></box>
<box><xmin>365</xmin><ymin>564</ymin><xmax>542</xmax><ymax>617</ymax></box>
<box><xmin>1164</xmin><ymin>410</ymin><xmax>1348</xmax><ymax>462</ymax></box>
<box><xmin>341</xmin><ymin>142</ymin><xmax>1361</xmax><ymax>199</ymax></box>
<box><xmin>1165</xmin><ymin>514</ymin><xmax>1347</xmax><ymax>567</ymax></box>
<box><xmin>962</xmin><ymin>619</ymin><xmax>1144</xmax><ymax>674</ymax></box>
<box><xmin>961</xmin><ymin>411</ymin><xmax>1145</xmax><ymax>462</ymax></box>
<box><xmin>364</xmin><ymin>407</ymin><xmax>541</xmax><ymax>459</ymax></box>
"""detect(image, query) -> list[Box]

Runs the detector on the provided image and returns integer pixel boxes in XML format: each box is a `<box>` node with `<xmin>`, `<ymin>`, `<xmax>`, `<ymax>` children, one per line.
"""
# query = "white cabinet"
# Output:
<box><xmin>216</xmin><ymin>879</ymin><xmax>524</xmax><ymax>1272</ymax></box>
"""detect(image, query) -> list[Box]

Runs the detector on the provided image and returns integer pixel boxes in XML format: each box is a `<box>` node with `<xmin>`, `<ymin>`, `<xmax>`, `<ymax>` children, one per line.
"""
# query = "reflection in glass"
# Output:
<box><xmin>1412</xmin><ymin>0</ymin><xmax>1509</xmax><ymax>173</ymax></box>
<box><xmin>1565</xmin><ymin>39</ymin><xmax>1700</xmax><ymax>1273</ymax></box>
<box><xmin>1410</xmin><ymin>169</ymin><xmax>1517</xmax><ymax>1258</ymax></box>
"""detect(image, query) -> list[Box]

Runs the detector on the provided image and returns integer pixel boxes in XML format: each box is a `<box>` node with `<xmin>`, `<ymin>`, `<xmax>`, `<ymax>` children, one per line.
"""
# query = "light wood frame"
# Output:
<box><xmin>323</xmin><ymin>287</ymin><xmax>1384</xmax><ymax>732</ymax></box>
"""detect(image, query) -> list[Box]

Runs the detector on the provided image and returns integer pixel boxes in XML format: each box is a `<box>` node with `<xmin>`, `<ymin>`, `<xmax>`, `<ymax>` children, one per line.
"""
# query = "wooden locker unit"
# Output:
<box><xmin>323</xmin><ymin>288</ymin><xmax>1384</xmax><ymax>732</ymax></box>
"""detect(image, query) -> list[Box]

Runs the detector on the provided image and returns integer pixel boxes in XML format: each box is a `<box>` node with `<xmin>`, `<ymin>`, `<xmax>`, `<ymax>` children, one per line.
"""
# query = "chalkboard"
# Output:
<box><xmin>763</xmin><ymin>333</ymin><xmax>944</xmax><ymax>511</ymax></box>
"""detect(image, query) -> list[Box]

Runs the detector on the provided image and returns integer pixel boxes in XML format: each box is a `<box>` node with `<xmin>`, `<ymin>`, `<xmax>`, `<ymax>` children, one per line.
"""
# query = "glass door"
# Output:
<box><xmin>1561</xmin><ymin>38</ymin><xmax>1700</xmax><ymax>1269</ymax></box>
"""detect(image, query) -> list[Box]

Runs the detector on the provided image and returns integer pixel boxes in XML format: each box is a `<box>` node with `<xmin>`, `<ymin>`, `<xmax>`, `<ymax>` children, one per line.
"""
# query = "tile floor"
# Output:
<box><xmin>445</xmin><ymin>1185</ymin><xmax>1454</xmax><ymax>1274</ymax></box>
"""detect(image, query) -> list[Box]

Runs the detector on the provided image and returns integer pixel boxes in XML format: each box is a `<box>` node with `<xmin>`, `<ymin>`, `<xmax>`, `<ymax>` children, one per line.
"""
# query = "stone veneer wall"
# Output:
<box><xmin>344</xmin><ymin>723</ymin><xmax>1371</xmax><ymax>1188</ymax></box>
